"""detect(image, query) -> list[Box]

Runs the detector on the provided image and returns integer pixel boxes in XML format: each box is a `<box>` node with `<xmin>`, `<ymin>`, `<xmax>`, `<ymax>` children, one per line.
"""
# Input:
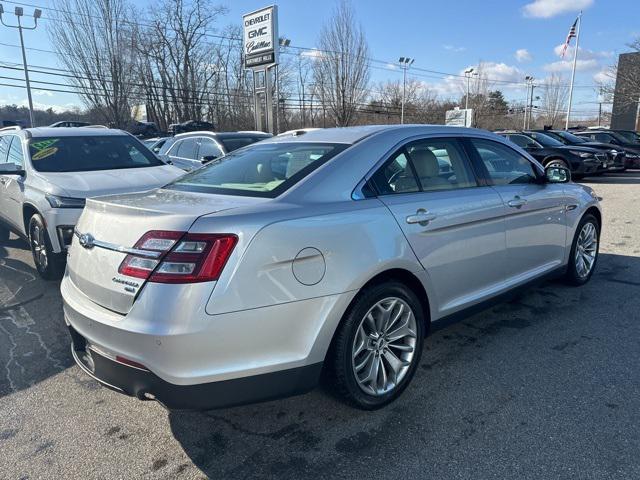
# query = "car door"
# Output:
<box><xmin>372</xmin><ymin>137</ymin><xmax>507</xmax><ymax>315</ymax></box>
<box><xmin>468</xmin><ymin>138</ymin><xmax>566</xmax><ymax>283</ymax></box>
<box><xmin>2</xmin><ymin>136</ymin><xmax>27</xmax><ymax>230</ymax></box>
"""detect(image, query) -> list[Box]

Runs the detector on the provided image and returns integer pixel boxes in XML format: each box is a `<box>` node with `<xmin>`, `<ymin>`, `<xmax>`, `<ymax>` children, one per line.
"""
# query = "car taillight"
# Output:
<box><xmin>118</xmin><ymin>231</ymin><xmax>238</xmax><ymax>284</ymax></box>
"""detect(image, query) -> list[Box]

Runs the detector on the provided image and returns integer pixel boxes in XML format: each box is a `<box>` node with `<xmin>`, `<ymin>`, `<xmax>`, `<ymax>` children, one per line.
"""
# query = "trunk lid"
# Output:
<box><xmin>67</xmin><ymin>188</ymin><xmax>263</xmax><ymax>314</ymax></box>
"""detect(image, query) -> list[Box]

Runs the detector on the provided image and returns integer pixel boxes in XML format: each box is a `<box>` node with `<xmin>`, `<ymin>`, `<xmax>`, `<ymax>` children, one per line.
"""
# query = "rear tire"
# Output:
<box><xmin>28</xmin><ymin>214</ymin><xmax>65</xmax><ymax>280</ymax></box>
<box><xmin>564</xmin><ymin>213</ymin><xmax>600</xmax><ymax>286</ymax></box>
<box><xmin>326</xmin><ymin>281</ymin><xmax>425</xmax><ymax>410</ymax></box>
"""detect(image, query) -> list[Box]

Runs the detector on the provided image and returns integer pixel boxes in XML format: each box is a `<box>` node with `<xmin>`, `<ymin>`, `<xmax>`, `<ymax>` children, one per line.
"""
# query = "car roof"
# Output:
<box><xmin>173</xmin><ymin>131</ymin><xmax>271</xmax><ymax>140</ymax></box>
<box><xmin>4</xmin><ymin>127</ymin><xmax>129</xmax><ymax>139</ymax></box>
<box><xmin>264</xmin><ymin>124</ymin><xmax>494</xmax><ymax>145</ymax></box>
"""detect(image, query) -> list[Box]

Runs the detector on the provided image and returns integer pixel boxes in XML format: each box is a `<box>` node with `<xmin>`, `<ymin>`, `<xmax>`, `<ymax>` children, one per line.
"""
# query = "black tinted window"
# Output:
<box><xmin>28</xmin><ymin>136</ymin><xmax>164</xmax><ymax>172</ymax></box>
<box><xmin>219</xmin><ymin>136</ymin><xmax>267</xmax><ymax>152</ymax></box>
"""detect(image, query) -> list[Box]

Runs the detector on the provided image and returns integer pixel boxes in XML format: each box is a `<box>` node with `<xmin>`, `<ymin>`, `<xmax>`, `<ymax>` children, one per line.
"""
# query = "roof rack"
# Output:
<box><xmin>0</xmin><ymin>125</ymin><xmax>23</xmax><ymax>132</ymax></box>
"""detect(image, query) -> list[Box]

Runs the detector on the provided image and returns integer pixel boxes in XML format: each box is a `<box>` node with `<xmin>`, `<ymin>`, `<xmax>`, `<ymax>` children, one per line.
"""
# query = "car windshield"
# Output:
<box><xmin>166</xmin><ymin>142</ymin><xmax>347</xmax><ymax>198</ymax></box>
<box><xmin>527</xmin><ymin>132</ymin><xmax>564</xmax><ymax>147</ymax></box>
<box><xmin>28</xmin><ymin>135</ymin><xmax>164</xmax><ymax>172</ymax></box>
<box><xmin>556</xmin><ymin>131</ymin><xmax>587</xmax><ymax>143</ymax></box>
<box><xmin>219</xmin><ymin>136</ymin><xmax>268</xmax><ymax>153</ymax></box>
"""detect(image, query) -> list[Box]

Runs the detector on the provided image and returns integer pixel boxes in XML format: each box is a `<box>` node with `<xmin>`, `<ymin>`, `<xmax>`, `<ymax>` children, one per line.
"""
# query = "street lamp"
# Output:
<box><xmin>398</xmin><ymin>57</ymin><xmax>414</xmax><ymax>124</ymax></box>
<box><xmin>464</xmin><ymin>68</ymin><xmax>474</xmax><ymax>112</ymax></box>
<box><xmin>0</xmin><ymin>3</ymin><xmax>41</xmax><ymax>127</ymax></box>
<box><xmin>524</xmin><ymin>75</ymin><xmax>535</xmax><ymax>129</ymax></box>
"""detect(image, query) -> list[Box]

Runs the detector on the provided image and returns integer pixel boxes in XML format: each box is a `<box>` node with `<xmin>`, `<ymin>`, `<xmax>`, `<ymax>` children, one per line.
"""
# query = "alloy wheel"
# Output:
<box><xmin>575</xmin><ymin>222</ymin><xmax>598</xmax><ymax>278</ymax></box>
<box><xmin>30</xmin><ymin>223</ymin><xmax>49</xmax><ymax>271</ymax></box>
<box><xmin>351</xmin><ymin>297</ymin><xmax>417</xmax><ymax>396</ymax></box>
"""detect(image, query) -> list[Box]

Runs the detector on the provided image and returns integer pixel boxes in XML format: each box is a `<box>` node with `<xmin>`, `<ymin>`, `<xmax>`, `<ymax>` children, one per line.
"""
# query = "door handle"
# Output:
<box><xmin>507</xmin><ymin>196</ymin><xmax>527</xmax><ymax>208</ymax></box>
<box><xmin>406</xmin><ymin>209</ymin><xmax>437</xmax><ymax>225</ymax></box>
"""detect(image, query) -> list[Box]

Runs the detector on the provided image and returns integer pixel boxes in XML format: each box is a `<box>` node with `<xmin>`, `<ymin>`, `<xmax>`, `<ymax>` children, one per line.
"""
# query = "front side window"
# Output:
<box><xmin>167</xmin><ymin>142</ymin><xmax>347</xmax><ymax>198</ymax></box>
<box><xmin>471</xmin><ymin>139</ymin><xmax>539</xmax><ymax>185</ymax></box>
<box><xmin>28</xmin><ymin>135</ymin><xmax>164</xmax><ymax>173</ymax></box>
<box><xmin>527</xmin><ymin>132</ymin><xmax>564</xmax><ymax>147</ymax></box>
<box><xmin>7</xmin><ymin>136</ymin><xmax>24</xmax><ymax>167</ymax></box>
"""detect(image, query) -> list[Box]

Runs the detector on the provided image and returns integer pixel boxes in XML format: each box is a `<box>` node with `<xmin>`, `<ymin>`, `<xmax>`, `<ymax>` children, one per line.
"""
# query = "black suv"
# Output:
<box><xmin>497</xmin><ymin>131</ymin><xmax>604</xmax><ymax>178</ymax></box>
<box><xmin>532</xmin><ymin>129</ymin><xmax>626</xmax><ymax>172</ymax></box>
<box><xmin>168</xmin><ymin>120</ymin><xmax>215</xmax><ymax>135</ymax></box>
<box><xmin>574</xmin><ymin>130</ymin><xmax>640</xmax><ymax>169</ymax></box>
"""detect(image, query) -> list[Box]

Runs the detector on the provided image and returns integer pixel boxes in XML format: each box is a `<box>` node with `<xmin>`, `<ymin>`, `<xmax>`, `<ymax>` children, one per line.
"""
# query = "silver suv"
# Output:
<box><xmin>0</xmin><ymin>126</ymin><xmax>183</xmax><ymax>279</ymax></box>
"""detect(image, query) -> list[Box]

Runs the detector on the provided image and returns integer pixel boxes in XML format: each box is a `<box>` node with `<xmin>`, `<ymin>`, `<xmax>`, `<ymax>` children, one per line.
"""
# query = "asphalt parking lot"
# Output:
<box><xmin>1</xmin><ymin>172</ymin><xmax>639</xmax><ymax>480</ymax></box>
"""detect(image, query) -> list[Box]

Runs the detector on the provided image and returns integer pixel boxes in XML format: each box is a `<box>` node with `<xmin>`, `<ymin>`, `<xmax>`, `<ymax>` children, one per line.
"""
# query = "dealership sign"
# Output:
<box><xmin>243</xmin><ymin>5</ymin><xmax>278</xmax><ymax>69</ymax></box>
<box><xmin>445</xmin><ymin>108</ymin><xmax>473</xmax><ymax>127</ymax></box>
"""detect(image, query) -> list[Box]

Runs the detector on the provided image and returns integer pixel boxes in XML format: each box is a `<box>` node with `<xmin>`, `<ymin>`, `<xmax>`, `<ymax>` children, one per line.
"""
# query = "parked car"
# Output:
<box><xmin>143</xmin><ymin>136</ymin><xmax>170</xmax><ymax>154</ymax></box>
<box><xmin>168</xmin><ymin>120</ymin><xmax>215</xmax><ymax>135</ymax></box>
<box><xmin>497</xmin><ymin>130</ymin><xmax>604</xmax><ymax>178</ymax></box>
<box><xmin>0</xmin><ymin>126</ymin><xmax>183</xmax><ymax>279</ymax></box>
<box><xmin>158</xmin><ymin>131</ymin><xmax>272</xmax><ymax>171</ymax></box>
<box><xmin>49</xmin><ymin>121</ymin><xmax>91</xmax><ymax>128</ymax></box>
<box><xmin>573</xmin><ymin>130</ymin><xmax>640</xmax><ymax>168</ymax></box>
<box><xmin>532</xmin><ymin>129</ymin><xmax>626</xmax><ymax>172</ymax></box>
<box><xmin>62</xmin><ymin>125</ymin><xmax>601</xmax><ymax>411</ymax></box>
<box><xmin>127</xmin><ymin>121</ymin><xmax>158</xmax><ymax>137</ymax></box>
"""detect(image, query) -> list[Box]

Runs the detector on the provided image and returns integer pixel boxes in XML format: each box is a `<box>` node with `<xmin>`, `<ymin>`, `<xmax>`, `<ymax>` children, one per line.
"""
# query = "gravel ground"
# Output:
<box><xmin>1</xmin><ymin>172</ymin><xmax>639</xmax><ymax>480</ymax></box>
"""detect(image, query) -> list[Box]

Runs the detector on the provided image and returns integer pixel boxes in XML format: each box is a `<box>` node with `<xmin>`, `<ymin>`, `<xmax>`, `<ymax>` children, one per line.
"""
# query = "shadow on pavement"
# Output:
<box><xmin>583</xmin><ymin>170</ymin><xmax>640</xmax><ymax>185</ymax></box>
<box><xmin>168</xmin><ymin>252</ymin><xmax>640</xmax><ymax>479</ymax></box>
<box><xmin>0</xmin><ymin>236</ymin><xmax>72</xmax><ymax>398</ymax></box>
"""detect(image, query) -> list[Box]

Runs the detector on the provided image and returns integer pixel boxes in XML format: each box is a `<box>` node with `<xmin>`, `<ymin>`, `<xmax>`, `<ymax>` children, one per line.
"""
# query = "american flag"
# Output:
<box><xmin>561</xmin><ymin>18</ymin><xmax>579</xmax><ymax>58</ymax></box>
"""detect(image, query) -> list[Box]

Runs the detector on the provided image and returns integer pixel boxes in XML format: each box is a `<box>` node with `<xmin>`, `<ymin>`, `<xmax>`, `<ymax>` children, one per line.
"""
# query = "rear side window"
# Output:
<box><xmin>28</xmin><ymin>136</ymin><xmax>164</xmax><ymax>172</ymax></box>
<box><xmin>471</xmin><ymin>139</ymin><xmax>539</xmax><ymax>185</ymax></box>
<box><xmin>371</xmin><ymin>151</ymin><xmax>419</xmax><ymax>195</ymax></box>
<box><xmin>167</xmin><ymin>142</ymin><xmax>347</xmax><ymax>198</ymax></box>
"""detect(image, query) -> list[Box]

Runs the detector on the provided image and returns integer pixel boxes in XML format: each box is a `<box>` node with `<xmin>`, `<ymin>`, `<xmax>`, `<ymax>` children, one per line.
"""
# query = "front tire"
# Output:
<box><xmin>327</xmin><ymin>281</ymin><xmax>425</xmax><ymax>410</ymax></box>
<box><xmin>28</xmin><ymin>214</ymin><xmax>65</xmax><ymax>280</ymax></box>
<box><xmin>565</xmin><ymin>213</ymin><xmax>600</xmax><ymax>286</ymax></box>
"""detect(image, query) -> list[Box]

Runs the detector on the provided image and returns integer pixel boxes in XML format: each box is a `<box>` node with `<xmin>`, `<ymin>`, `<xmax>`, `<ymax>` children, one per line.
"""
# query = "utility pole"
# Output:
<box><xmin>523</xmin><ymin>76</ymin><xmax>533</xmax><ymax>130</ymax></box>
<box><xmin>528</xmin><ymin>84</ymin><xmax>536</xmax><ymax>129</ymax></box>
<box><xmin>0</xmin><ymin>4</ymin><xmax>41</xmax><ymax>128</ymax></box>
<box><xmin>398</xmin><ymin>57</ymin><xmax>414</xmax><ymax>124</ymax></box>
<box><xmin>597</xmin><ymin>86</ymin><xmax>603</xmax><ymax>127</ymax></box>
<box><xmin>464</xmin><ymin>68</ymin><xmax>478</xmax><ymax>127</ymax></box>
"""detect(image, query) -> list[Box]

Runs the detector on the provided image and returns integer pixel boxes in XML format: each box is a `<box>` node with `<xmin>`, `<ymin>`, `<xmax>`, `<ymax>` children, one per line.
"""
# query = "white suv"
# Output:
<box><xmin>0</xmin><ymin>126</ymin><xmax>183</xmax><ymax>279</ymax></box>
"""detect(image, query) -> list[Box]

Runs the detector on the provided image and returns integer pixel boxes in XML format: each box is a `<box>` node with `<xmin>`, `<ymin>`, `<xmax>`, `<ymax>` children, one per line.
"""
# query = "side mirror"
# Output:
<box><xmin>201</xmin><ymin>155</ymin><xmax>218</xmax><ymax>164</ymax></box>
<box><xmin>0</xmin><ymin>163</ymin><xmax>25</xmax><ymax>176</ymax></box>
<box><xmin>545</xmin><ymin>166</ymin><xmax>570</xmax><ymax>183</ymax></box>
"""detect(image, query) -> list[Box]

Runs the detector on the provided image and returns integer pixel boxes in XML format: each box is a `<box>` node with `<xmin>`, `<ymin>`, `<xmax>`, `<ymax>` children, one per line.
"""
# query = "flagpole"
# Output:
<box><xmin>565</xmin><ymin>12</ymin><xmax>582</xmax><ymax>129</ymax></box>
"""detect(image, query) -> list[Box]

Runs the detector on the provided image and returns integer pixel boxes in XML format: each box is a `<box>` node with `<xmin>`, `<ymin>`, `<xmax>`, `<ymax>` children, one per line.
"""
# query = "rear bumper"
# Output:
<box><xmin>68</xmin><ymin>324</ymin><xmax>322</xmax><ymax>410</ymax></box>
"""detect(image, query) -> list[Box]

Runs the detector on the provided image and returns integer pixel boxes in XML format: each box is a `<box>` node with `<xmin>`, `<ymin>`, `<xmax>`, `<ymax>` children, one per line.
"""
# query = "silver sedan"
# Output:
<box><xmin>61</xmin><ymin>125</ymin><xmax>601</xmax><ymax>410</ymax></box>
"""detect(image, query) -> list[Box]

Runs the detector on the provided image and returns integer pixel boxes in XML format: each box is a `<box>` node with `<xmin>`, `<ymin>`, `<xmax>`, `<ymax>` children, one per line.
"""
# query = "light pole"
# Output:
<box><xmin>523</xmin><ymin>76</ymin><xmax>534</xmax><ymax>130</ymax></box>
<box><xmin>0</xmin><ymin>4</ymin><xmax>41</xmax><ymax>127</ymax></box>
<box><xmin>464</xmin><ymin>68</ymin><xmax>474</xmax><ymax>111</ymax></box>
<box><xmin>398</xmin><ymin>57</ymin><xmax>414</xmax><ymax>124</ymax></box>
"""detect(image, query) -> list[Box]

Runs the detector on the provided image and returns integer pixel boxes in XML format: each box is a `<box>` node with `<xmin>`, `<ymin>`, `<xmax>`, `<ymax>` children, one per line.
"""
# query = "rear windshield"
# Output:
<box><xmin>28</xmin><ymin>135</ymin><xmax>164</xmax><ymax>172</ymax></box>
<box><xmin>614</xmin><ymin>130</ymin><xmax>640</xmax><ymax>143</ymax></box>
<box><xmin>557</xmin><ymin>131</ymin><xmax>587</xmax><ymax>143</ymax></box>
<box><xmin>166</xmin><ymin>142</ymin><xmax>347</xmax><ymax>198</ymax></box>
<box><xmin>219</xmin><ymin>136</ymin><xmax>268</xmax><ymax>152</ymax></box>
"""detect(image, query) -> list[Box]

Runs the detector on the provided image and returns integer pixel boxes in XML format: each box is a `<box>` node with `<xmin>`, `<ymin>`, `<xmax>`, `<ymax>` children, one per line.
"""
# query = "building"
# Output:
<box><xmin>610</xmin><ymin>52</ymin><xmax>640</xmax><ymax>130</ymax></box>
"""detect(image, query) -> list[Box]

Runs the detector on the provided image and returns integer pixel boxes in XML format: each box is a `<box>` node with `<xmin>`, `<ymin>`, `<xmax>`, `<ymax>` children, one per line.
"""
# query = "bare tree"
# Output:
<box><xmin>313</xmin><ymin>1</ymin><xmax>370</xmax><ymax>126</ymax></box>
<box><xmin>539</xmin><ymin>73</ymin><xmax>569</xmax><ymax>127</ymax></box>
<box><xmin>49</xmin><ymin>0</ymin><xmax>138</xmax><ymax>127</ymax></box>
